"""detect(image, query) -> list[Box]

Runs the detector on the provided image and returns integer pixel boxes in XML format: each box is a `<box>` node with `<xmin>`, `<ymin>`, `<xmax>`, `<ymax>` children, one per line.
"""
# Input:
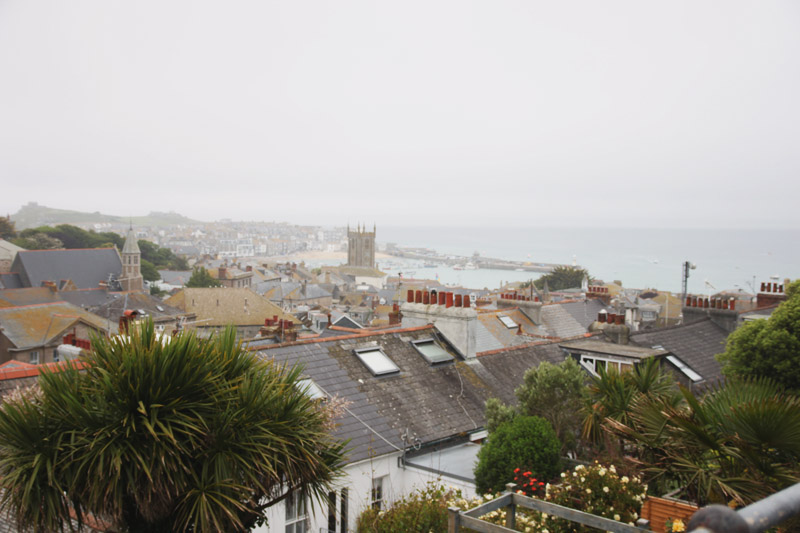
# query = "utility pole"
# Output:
<box><xmin>681</xmin><ymin>261</ymin><xmax>696</xmax><ymax>302</ymax></box>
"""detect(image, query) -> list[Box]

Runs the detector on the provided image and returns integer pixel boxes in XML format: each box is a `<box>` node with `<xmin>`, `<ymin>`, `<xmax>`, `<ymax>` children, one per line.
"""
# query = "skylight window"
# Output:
<box><xmin>355</xmin><ymin>348</ymin><xmax>400</xmax><ymax>376</ymax></box>
<box><xmin>411</xmin><ymin>339</ymin><xmax>454</xmax><ymax>365</ymax></box>
<box><xmin>666</xmin><ymin>355</ymin><xmax>703</xmax><ymax>382</ymax></box>
<box><xmin>498</xmin><ymin>315</ymin><xmax>517</xmax><ymax>329</ymax></box>
<box><xmin>297</xmin><ymin>378</ymin><xmax>326</xmax><ymax>400</ymax></box>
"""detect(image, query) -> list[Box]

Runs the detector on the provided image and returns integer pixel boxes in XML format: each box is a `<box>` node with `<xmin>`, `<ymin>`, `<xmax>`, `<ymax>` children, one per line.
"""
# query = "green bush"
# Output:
<box><xmin>356</xmin><ymin>482</ymin><xmax>458</xmax><ymax>533</ymax></box>
<box><xmin>474</xmin><ymin>415</ymin><xmax>561</xmax><ymax>494</ymax></box>
<box><xmin>544</xmin><ymin>462</ymin><xmax>647</xmax><ymax>532</ymax></box>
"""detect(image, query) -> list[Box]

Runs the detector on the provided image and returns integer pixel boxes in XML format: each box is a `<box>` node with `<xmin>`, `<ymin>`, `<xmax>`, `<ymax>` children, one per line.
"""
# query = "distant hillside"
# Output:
<box><xmin>11</xmin><ymin>202</ymin><xmax>202</xmax><ymax>229</ymax></box>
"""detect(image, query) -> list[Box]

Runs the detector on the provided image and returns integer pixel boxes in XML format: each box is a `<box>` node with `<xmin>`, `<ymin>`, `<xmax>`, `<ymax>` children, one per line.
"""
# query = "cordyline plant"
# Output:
<box><xmin>0</xmin><ymin>320</ymin><xmax>346</xmax><ymax>532</ymax></box>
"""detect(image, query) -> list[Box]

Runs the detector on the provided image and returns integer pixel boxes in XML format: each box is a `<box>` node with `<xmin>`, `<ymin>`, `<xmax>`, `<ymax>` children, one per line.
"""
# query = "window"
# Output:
<box><xmin>666</xmin><ymin>355</ymin><xmax>703</xmax><ymax>382</ymax></box>
<box><xmin>297</xmin><ymin>378</ymin><xmax>326</xmax><ymax>400</ymax></box>
<box><xmin>53</xmin><ymin>348</ymin><xmax>60</xmax><ymax>363</ymax></box>
<box><xmin>341</xmin><ymin>488</ymin><xmax>349</xmax><ymax>533</ymax></box>
<box><xmin>328</xmin><ymin>491</ymin><xmax>337</xmax><ymax>532</ymax></box>
<box><xmin>411</xmin><ymin>339</ymin><xmax>454</xmax><ymax>365</ymax></box>
<box><xmin>285</xmin><ymin>490</ymin><xmax>307</xmax><ymax>533</ymax></box>
<box><xmin>355</xmin><ymin>348</ymin><xmax>399</xmax><ymax>376</ymax></box>
<box><xmin>29</xmin><ymin>351</ymin><xmax>39</xmax><ymax>365</ymax></box>
<box><xmin>642</xmin><ymin>310</ymin><xmax>656</xmax><ymax>320</ymax></box>
<box><xmin>498</xmin><ymin>315</ymin><xmax>517</xmax><ymax>329</ymax></box>
<box><xmin>371</xmin><ymin>476</ymin><xmax>386</xmax><ymax>510</ymax></box>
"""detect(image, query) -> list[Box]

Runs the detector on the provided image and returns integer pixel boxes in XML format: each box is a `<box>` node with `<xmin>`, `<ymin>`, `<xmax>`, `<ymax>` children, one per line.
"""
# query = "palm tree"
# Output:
<box><xmin>606</xmin><ymin>377</ymin><xmax>800</xmax><ymax>506</ymax></box>
<box><xmin>0</xmin><ymin>320</ymin><xmax>346</xmax><ymax>532</ymax></box>
<box><xmin>581</xmin><ymin>357</ymin><xmax>679</xmax><ymax>447</ymax></box>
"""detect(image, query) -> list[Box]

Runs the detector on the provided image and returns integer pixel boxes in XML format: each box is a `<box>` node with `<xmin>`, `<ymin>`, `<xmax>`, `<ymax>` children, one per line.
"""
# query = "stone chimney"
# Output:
<box><xmin>218</xmin><ymin>267</ymin><xmax>227</xmax><ymax>280</ymax></box>
<box><xmin>682</xmin><ymin>294</ymin><xmax>740</xmax><ymax>333</ymax></box>
<box><xmin>388</xmin><ymin>304</ymin><xmax>402</xmax><ymax>326</ymax></box>
<box><xmin>756</xmin><ymin>280</ymin><xmax>788</xmax><ymax>308</ymax></box>
<box><xmin>588</xmin><ymin>312</ymin><xmax>631</xmax><ymax>344</ymax></box>
<box><xmin>401</xmin><ymin>290</ymin><xmax>477</xmax><ymax>358</ymax></box>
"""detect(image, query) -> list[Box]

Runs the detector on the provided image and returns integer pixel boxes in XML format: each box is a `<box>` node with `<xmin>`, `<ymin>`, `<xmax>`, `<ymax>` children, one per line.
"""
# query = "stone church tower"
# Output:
<box><xmin>119</xmin><ymin>226</ymin><xmax>144</xmax><ymax>292</ymax></box>
<box><xmin>347</xmin><ymin>223</ymin><xmax>376</xmax><ymax>268</ymax></box>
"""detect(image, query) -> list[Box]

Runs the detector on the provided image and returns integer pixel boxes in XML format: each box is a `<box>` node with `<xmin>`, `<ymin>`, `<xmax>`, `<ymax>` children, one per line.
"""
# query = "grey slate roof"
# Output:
<box><xmin>332</xmin><ymin>315</ymin><xmax>363</xmax><ymax>329</ymax></box>
<box><xmin>11</xmin><ymin>249</ymin><xmax>122</xmax><ymax>289</ymax></box>
<box><xmin>630</xmin><ymin>318</ymin><xmax>730</xmax><ymax>388</ymax></box>
<box><xmin>473</xmin><ymin>321</ymin><xmax>504</xmax><ymax>354</ymax></box>
<box><xmin>257</xmin><ymin>327</ymin><xmax>490</xmax><ymax>463</ymax></box>
<box><xmin>560</xmin><ymin>299</ymin><xmax>611</xmax><ymax>330</ymax></box>
<box><xmin>539</xmin><ymin>304</ymin><xmax>589</xmax><ymax>338</ymax></box>
<box><xmin>0</xmin><ymin>273</ymin><xmax>23</xmax><ymax>289</ymax></box>
<box><xmin>475</xmin><ymin>342</ymin><xmax>568</xmax><ymax>405</ymax></box>
<box><xmin>158</xmin><ymin>270</ymin><xmax>193</xmax><ymax>286</ymax></box>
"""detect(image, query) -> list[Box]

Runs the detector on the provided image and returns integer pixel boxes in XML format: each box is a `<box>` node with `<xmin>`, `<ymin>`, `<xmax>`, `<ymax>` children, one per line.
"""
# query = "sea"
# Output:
<box><xmin>369</xmin><ymin>226</ymin><xmax>800</xmax><ymax>294</ymax></box>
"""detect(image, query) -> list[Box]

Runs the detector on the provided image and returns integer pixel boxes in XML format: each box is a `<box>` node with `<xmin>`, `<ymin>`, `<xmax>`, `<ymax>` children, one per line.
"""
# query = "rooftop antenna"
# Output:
<box><xmin>681</xmin><ymin>261</ymin><xmax>696</xmax><ymax>302</ymax></box>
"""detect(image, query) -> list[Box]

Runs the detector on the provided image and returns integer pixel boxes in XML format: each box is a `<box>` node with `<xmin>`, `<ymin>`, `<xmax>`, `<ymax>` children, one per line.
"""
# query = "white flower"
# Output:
<box><xmin>621</xmin><ymin>476</ymin><xmax>629</xmax><ymax>484</ymax></box>
<box><xmin>603</xmin><ymin>486</ymin><xmax>609</xmax><ymax>493</ymax></box>
<box><xmin>610</xmin><ymin>465</ymin><xmax>617</xmax><ymax>473</ymax></box>
<box><xmin>573</xmin><ymin>472</ymin><xmax>578</xmax><ymax>477</ymax></box>
<box><xmin>599</xmin><ymin>468</ymin><xmax>606</xmax><ymax>476</ymax></box>
<box><xmin>633</xmin><ymin>512</ymin><xmax>638</xmax><ymax>519</ymax></box>
<box><xmin>586</xmin><ymin>488</ymin><xmax>592</xmax><ymax>494</ymax></box>
<box><xmin>614</xmin><ymin>514</ymin><xmax>621</xmax><ymax>521</ymax></box>
<box><xmin>484</xmin><ymin>493</ymin><xmax>493</xmax><ymax>500</ymax></box>
<box><xmin>580</xmin><ymin>477</ymin><xmax>585</xmax><ymax>482</ymax></box>
<box><xmin>561</xmin><ymin>472</ymin><xmax>566</xmax><ymax>478</ymax></box>
<box><xmin>576</xmin><ymin>465</ymin><xmax>585</xmax><ymax>471</ymax></box>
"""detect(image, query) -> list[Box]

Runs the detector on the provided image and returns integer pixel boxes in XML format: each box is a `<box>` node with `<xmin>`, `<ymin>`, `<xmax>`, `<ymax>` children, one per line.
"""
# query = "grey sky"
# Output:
<box><xmin>1</xmin><ymin>1</ymin><xmax>798</xmax><ymax>228</ymax></box>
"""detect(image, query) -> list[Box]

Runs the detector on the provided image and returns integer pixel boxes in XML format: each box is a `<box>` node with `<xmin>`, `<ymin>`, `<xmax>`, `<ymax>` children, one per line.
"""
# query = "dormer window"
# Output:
<box><xmin>411</xmin><ymin>338</ymin><xmax>454</xmax><ymax>365</ymax></box>
<box><xmin>355</xmin><ymin>347</ymin><xmax>399</xmax><ymax>376</ymax></box>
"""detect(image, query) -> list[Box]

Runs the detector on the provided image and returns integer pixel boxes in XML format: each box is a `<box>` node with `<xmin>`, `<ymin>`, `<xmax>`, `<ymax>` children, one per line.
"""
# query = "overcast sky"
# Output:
<box><xmin>1</xmin><ymin>1</ymin><xmax>798</xmax><ymax>228</ymax></box>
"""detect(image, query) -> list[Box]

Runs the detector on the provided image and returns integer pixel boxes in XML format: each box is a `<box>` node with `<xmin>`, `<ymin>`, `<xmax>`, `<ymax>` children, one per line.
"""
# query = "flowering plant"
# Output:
<box><xmin>513</xmin><ymin>468</ymin><xmax>546</xmax><ymax>497</ymax></box>
<box><xmin>665</xmin><ymin>517</ymin><xmax>686</xmax><ymax>532</ymax></box>
<box><xmin>543</xmin><ymin>462</ymin><xmax>647</xmax><ymax>533</ymax></box>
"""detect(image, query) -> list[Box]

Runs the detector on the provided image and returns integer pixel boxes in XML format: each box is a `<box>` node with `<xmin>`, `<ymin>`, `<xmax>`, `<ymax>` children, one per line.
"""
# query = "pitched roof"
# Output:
<box><xmin>560</xmin><ymin>299</ymin><xmax>611</xmax><ymax>330</ymax></box>
<box><xmin>539</xmin><ymin>304</ymin><xmax>589</xmax><ymax>338</ymax></box>
<box><xmin>0</xmin><ymin>273</ymin><xmax>23</xmax><ymax>289</ymax></box>
<box><xmin>630</xmin><ymin>318</ymin><xmax>730</xmax><ymax>387</ymax></box>
<box><xmin>11</xmin><ymin>248</ymin><xmax>122</xmax><ymax>289</ymax></box>
<box><xmin>165</xmin><ymin>288</ymin><xmax>297</xmax><ymax>327</ymax></box>
<box><xmin>475</xmin><ymin>342</ymin><xmax>568</xmax><ymax>405</ymax></box>
<box><xmin>0</xmin><ymin>239</ymin><xmax>24</xmax><ymax>261</ymax></box>
<box><xmin>157</xmin><ymin>270</ymin><xmax>193</xmax><ymax>286</ymax></box>
<box><xmin>0</xmin><ymin>302</ymin><xmax>111</xmax><ymax>349</ymax></box>
<box><xmin>256</xmin><ymin>327</ymin><xmax>489</xmax><ymax>463</ymax></box>
<box><xmin>0</xmin><ymin>287</ymin><xmax>62</xmax><ymax>308</ymax></box>
<box><xmin>121</xmin><ymin>229</ymin><xmax>140</xmax><ymax>254</ymax></box>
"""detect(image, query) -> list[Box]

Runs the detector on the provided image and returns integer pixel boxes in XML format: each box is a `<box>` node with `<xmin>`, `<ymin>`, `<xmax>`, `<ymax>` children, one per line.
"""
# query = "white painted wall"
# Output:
<box><xmin>256</xmin><ymin>449</ymin><xmax>477</xmax><ymax>533</ymax></box>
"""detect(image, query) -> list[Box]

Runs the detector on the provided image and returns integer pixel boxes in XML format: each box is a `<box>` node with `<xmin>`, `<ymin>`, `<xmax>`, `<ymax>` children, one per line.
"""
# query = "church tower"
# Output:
<box><xmin>347</xmin><ymin>223</ymin><xmax>376</xmax><ymax>269</ymax></box>
<box><xmin>119</xmin><ymin>226</ymin><xmax>144</xmax><ymax>292</ymax></box>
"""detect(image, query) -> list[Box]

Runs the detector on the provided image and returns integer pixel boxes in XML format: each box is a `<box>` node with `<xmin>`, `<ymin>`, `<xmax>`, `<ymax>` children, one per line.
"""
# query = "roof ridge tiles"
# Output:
<box><xmin>0</xmin><ymin>301</ymin><xmax>69</xmax><ymax>310</ymax></box>
<box><xmin>250</xmin><ymin>324</ymin><xmax>435</xmax><ymax>350</ymax></box>
<box><xmin>20</xmin><ymin>247</ymin><xmax>116</xmax><ymax>252</ymax></box>
<box><xmin>0</xmin><ymin>360</ymin><xmax>87</xmax><ymax>381</ymax></box>
<box><xmin>476</xmin><ymin>331</ymin><xmax>600</xmax><ymax>357</ymax></box>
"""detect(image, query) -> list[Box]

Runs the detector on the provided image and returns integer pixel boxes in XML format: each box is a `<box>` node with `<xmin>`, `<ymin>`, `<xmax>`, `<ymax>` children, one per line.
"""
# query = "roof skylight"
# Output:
<box><xmin>355</xmin><ymin>348</ymin><xmax>400</xmax><ymax>376</ymax></box>
<box><xmin>666</xmin><ymin>355</ymin><xmax>703</xmax><ymax>382</ymax></box>
<box><xmin>297</xmin><ymin>378</ymin><xmax>327</xmax><ymax>400</ymax></box>
<box><xmin>498</xmin><ymin>315</ymin><xmax>517</xmax><ymax>329</ymax></box>
<box><xmin>411</xmin><ymin>339</ymin><xmax>454</xmax><ymax>365</ymax></box>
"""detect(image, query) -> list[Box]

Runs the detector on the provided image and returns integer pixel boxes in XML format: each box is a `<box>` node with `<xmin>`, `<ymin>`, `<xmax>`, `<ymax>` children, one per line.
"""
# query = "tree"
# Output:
<box><xmin>534</xmin><ymin>266</ymin><xmax>591</xmax><ymax>291</ymax></box>
<box><xmin>0</xmin><ymin>216</ymin><xmax>16</xmax><ymax>240</ymax></box>
<box><xmin>0</xmin><ymin>321</ymin><xmax>346</xmax><ymax>532</ymax></box>
<box><xmin>515</xmin><ymin>358</ymin><xmax>586</xmax><ymax>454</ymax></box>
<box><xmin>474</xmin><ymin>415</ymin><xmax>561</xmax><ymax>494</ymax></box>
<box><xmin>717</xmin><ymin>282</ymin><xmax>800</xmax><ymax>391</ymax></box>
<box><xmin>186</xmin><ymin>267</ymin><xmax>222</xmax><ymax>288</ymax></box>
<box><xmin>12</xmin><ymin>232</ymin><xmax>63</xmax><ymax>250</ymax></box>
<box><xmin>140</xmin><ymin>258</ymin><xmax>161</xmax><ymax>282</ymax></box>
<box><xmin>606</xmin><ymin>377</ymin><xmax>800</xmax><ymax>506</ymax></box>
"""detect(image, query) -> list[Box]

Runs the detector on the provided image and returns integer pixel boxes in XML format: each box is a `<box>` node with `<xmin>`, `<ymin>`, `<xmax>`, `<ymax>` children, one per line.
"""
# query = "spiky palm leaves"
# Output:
<box><xmin>605</xmin><ymin>377</ymin><xmax>800</xmax><ymax>506</ymax></box>
<box><xmin>0</xmin><ymin>321</ymin><xmax>346</xmax><ymax>532</ymax></box>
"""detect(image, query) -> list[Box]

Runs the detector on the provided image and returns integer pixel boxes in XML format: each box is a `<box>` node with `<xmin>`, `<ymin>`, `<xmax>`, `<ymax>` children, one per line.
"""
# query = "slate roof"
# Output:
<box><xmin>121</xmin><ymin>229</ymin><xmax>140</xmax><ymax>254</ymax></box>
<box><xmin>257</xmin><ymin>327</ymin><xmax>490</xmax><ymax>463</ymax></box>
<box><xmin>90</xmin><ymin>292</ymin><xmax>189</xmax><ymax>323</ymax></box>
<box><xmin>539</xmin><ymin>303</ymin><xmax>589</xmax><ymax>338</ymax></box>
<box><xmin>475</xmin><ymin>342</ymin><xmax>568</xmax><ymax>405</ymax></box>
<box><xmin>11</xmin><ymin>248</ymin><xmax>122</xmax><ymax>289</ymax></box>
<box><xmin>332</xmin><ymin>315</ymin><xmax>363</xmax><ymax>329</ymax></box>
<box><xmin>559</xmin><ymin>339</ymin><xmax>667</xmax><ymax>359</ymax></box>
<box><xmin>560</xmin><ymin>299</ymin><xmax>611</xmax><ymax>330</ymax></box>
<box><xmin>256</xmin><ymin>281</ymin><xmax>332</xmax><ymax>301</ymax></box>
<box><xmin>630</xmin><ymin>318</ymin><xmax>730</xmax><ymax>387</ymax></box>
<box><xmin>0</xmin><ymin>302</ymin><xmax>111</xmax><ymax>349</ymax></box>
<box><xmin>0</xmin><ymin>273</ymin><xmax>23</xmax><ymax>289</ymax></box>
<box><xmin>157</xmin><ymin>270</ymin><xmax>193</xmax><ymax>286</ymax></box>
<box><xmin>0</xmin><ymin>239</ymin><xmax>24</xmax><ymax>262</ymax></box>
<box><xmin>59</xmin><ymin>288</ymin><xmax>121</xmax><ymax>310</ymax></box>
<box><xmin>165</xmin><ymin>288</ymin><xmax>297</xmax><ymax>327</ymax></box>
<box><xmin>0</xmin><ymin>288</ymin><xmax>62</xmax><ymax>308</ymax></box>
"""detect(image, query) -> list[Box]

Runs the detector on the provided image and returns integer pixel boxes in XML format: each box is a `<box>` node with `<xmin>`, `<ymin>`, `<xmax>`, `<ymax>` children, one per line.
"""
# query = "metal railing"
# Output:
<box><xmin>448</xmin><ymin>482</ymin><xmax>800</xmax><ymax>533</ymax></box>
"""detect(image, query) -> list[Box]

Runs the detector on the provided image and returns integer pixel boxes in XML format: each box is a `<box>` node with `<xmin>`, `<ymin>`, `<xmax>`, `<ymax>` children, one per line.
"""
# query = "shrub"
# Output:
<box><xmin>356</xmin><ymin>482</ymin><xmax>457</xmax><ymax>533</ymax></box>
<box><xmin>474</xmin><ymin>415</ymin><xmax>561</xmax><ymax>494</ymax></box>
<box><xmin>543</xmin><ymin>462</ymin><xmax>647</xmax><ymax>532</ymax></box>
